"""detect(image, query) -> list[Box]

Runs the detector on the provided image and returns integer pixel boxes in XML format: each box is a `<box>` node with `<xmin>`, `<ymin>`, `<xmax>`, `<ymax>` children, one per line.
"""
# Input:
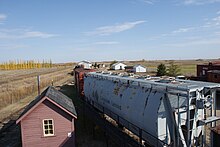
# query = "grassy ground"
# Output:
<box><xmin>0</xmin><ymin>67</ymin><xmax>72</xmax><ymax>111</ymax></box>
<box><xmin>0</xmin><ymin>75</ymin><xmax>72</xmax><ymax>122</ymax></box>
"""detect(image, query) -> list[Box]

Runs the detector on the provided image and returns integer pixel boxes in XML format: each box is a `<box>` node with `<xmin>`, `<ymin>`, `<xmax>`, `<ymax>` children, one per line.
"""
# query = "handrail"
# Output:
<box><xmin>91</xmin><ymin>100</ymin><xmax>170</xmax><ymax>147</ymax></box>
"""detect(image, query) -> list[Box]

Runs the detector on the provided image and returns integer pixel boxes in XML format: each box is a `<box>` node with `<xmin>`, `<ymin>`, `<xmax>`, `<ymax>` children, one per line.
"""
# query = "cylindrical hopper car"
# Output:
<box><xmin>75</xmin><ymin>68</ymin><xmax>220</xmax><ymax>147</ymax></box>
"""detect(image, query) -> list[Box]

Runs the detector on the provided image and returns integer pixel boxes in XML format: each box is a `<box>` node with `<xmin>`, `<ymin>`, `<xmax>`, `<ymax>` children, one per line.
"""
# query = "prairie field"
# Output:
<box><xmin>0</xmin><ymin>66</ymin><xmax>73</xmax><ymax>121</ymax></box>
<box><xmin>0</xmin><ymin>59</ymin><xmax>218</xmax><ymax>121</ymax></box>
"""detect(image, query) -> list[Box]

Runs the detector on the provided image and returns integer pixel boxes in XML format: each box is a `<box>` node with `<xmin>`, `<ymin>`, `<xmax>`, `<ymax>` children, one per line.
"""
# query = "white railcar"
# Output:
<box><xmin>84</xmin><ymin>72</ymin><xmax>220</xmax><ymax>147</ymax></box>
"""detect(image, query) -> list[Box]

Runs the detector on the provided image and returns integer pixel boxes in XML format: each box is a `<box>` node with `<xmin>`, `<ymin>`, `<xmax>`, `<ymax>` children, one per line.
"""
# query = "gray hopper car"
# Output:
<box><xmin>84</xmin><ymin>72</ymin><xmax>220</xmax><ymax>147</ymax></box>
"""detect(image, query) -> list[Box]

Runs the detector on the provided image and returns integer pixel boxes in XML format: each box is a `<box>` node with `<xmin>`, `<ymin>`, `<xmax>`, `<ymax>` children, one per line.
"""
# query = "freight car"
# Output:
<box><xmin>74</xmin><ymin>67</ymin><xmax>95</xmax><ymax>97</ymax></box>
<box><xmin>75</xmin><ymin>69</ymin><xmax>220</xmax><ymax>147</ymax></box>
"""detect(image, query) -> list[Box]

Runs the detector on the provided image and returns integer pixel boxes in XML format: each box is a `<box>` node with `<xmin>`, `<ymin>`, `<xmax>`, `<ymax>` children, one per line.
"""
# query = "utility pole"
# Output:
<box><xmin>37</xmin><ymin>75</ymin><xmax>40</xmax><ymax>95</ymax></box>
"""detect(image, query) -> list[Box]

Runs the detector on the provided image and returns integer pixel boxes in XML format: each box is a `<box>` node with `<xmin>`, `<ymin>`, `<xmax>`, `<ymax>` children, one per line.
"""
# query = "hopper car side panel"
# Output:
<box><xmin>79</xmin><ymin>71</ymin><xmax>220</xmax><ymax>147</ymax></box>
<box><xmin>84</xmin><ymin>75</ymin><xmax>172</xmax><ymax>146</ymax></box>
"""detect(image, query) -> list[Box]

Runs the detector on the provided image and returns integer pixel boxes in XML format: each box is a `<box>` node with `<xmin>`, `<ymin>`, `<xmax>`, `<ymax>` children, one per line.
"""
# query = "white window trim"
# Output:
<box><xmin>42</xmin><ymin>119</ymin><xmax>55</xmax><ymax>137</ymax></box>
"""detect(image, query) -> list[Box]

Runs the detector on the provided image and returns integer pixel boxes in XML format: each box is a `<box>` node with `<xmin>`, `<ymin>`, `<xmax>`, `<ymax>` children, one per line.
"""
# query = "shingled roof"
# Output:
<box><xmin>17</xmin><ymin>86</ymin><xmax>77</xmax><ymax>123</ymax></box>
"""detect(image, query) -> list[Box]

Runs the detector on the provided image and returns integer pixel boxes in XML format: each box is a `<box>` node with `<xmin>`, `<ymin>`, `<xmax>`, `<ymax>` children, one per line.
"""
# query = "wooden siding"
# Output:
<box><xmin>20</xmin><ymin>99</ymin><xmax>75</xmax><ymax>147</ymax></box>
<box><xmin>207</xmin><ymin>72</ymin><xmax>220</xmax><ymax>83</ymax></box>
<box><xmin>197</xmin><ymin>64</ymin><xmax>220</xmax><ymax>81</ymax></box>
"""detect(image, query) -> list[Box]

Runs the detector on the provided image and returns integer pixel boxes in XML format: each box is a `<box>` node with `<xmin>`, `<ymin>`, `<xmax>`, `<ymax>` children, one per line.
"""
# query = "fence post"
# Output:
<box><xmin>37</xmin><ymin>75</ymin><xmax>40</xmax><ymax>95</ymax></box>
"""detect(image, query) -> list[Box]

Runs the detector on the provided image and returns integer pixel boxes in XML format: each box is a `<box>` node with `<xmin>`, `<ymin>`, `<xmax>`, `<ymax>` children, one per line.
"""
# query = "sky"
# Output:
<box><xmin>0</xmin><ymin>0</ymin><xmax>220</xmax><ymax>63</ymax></box>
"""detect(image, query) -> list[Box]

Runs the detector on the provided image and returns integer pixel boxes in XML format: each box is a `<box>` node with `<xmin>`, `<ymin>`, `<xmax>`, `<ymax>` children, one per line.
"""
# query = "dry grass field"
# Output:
<box><xmin>0</xmin><ymin>66</ymin><xmax>73</xmax><ymax>121</ymax></box>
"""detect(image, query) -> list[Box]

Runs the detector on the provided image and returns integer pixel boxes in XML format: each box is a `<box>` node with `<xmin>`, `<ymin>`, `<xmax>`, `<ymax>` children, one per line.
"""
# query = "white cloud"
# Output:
<box><xmin>0</xmin><ymin>28</ymin><xmax>58</xmax><ymax>39</ymax></box>
<box><xmin>150</xmin><ymin>10</ymin><xmax>220</xmax><ymax>41</ymax></box>
<box><xmin>141</xmin><ymin>0</ymin><xmax>155</xmax><ymax>5</ymax></box>
<box><xmin>164</xmin><ymin>38</ymin><xmax>220</xmax><ymax>47</ymax></box>
<box><xmin>172</xmin><ymin>27</ymin><xmax>194</xmax><ymax>34</ymax></box>
<box><xmin>23</xmin><ymin>31</ymin><xmax>57</xmax><ymax>38</ymax></box>
<box><xmin>86</xmin><ymin>20</ymin><xmax>146</xmax><ymax>36</ymax></box>
<box><xmin>0</xmin><ymin>44</ymin><xmax>28</xmax><ymax>50</ymax></box>
<box><xmin>213</xmin><ymin>16</ymin><xmax>220</xmax><ymax>25</ymax></box>
<box><xmin>183</xmin><ymin>0</ymin><xmax>220</xmax><ymax>5</ymax></box>
<box><xmin>215</xmin><ymin>31</ymin><xmax>220</xmax><ymax>35</ymax></box>
<box><xmin>94</xmin><ymin>41</ymin><xmax>119</xmax><ymax>45</ymax></box>
<box><xmin>149</xmin><ymin>27</ymin><xmax>194</xmax><ymax>40</ymax></box>
<box><xmin>0</xmin><ymin>14</ymin><xmax>7</xmax><ymax>24</ymax></box>
<box><xmin>130</xmin><ymin>0</ymin><xmax>155</xmax><ymax>5</ymax></box>
<box><xmin>203</xmin><ymin>15</ymin><xmax>220</xmax><ymax>28</ymax></box>
<box><xmin>0</xmin><ymin>14</ymin><xmax>7</xmax><ymax>20</ymax></box>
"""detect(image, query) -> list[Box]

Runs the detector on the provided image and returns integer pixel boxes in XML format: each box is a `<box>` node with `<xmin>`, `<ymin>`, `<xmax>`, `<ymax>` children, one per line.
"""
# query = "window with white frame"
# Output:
<box><xmin>43</xmin><ymin>119</ymin><xmax>54</xmax><ymax>136</ymax></box>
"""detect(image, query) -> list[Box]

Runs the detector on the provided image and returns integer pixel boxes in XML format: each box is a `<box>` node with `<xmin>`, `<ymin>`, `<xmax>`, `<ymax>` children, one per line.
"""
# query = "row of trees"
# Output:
<box><xmin>0</xmin><ymin>60</ymin><xmax>53</xmax><ymax>70</ymax></box>
<box><xmin>157</xmin><ymin>62</ymin><xmax>181</xmax><ymax>77</ymax></box>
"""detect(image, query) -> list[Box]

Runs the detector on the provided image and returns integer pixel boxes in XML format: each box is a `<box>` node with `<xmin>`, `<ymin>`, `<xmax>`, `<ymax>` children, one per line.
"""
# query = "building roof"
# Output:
<box><xmin>133</xmin><ymin>64</ymin><xmax>146</xmax><ymax>68</ymax></box>
<box><xmin>78</xmin><ymin>60</ymin><xmax>92</xmax><ymax>64</ymax></box>
<box><xmin>198</xmin><ymin>61</ymin><xmax>220</xmax><ymax>66</ymax></box>
<box><xmin>207</xmin><ymin>70</ymin><xmax>220</xmax><ymax>74</ymax></box>
<box><xmin>17</xmin><ymin>86</ymin><xmax>77</xmax><ymax>123</ymax></box>
<box><xmin>111</xmin><ymin>62</ymin><xmax>126</xmax><ymax>67</ymax></box>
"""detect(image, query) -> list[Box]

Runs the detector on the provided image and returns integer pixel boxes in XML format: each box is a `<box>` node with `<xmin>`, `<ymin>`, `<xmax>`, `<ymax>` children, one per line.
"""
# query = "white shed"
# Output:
<box><xmin>133</xmin><ymin>64</ymin><xmax>146</xmax><ymax>73</ymax></box>
<box><xmin>78</xmin><ymin>60</ymin><xmax>92</xmax><ymax>69</ymax></box>
<box><xmin>111</xmin><ymin>62</ymin><xmax>127</xmax><ymax>70</ymax></box>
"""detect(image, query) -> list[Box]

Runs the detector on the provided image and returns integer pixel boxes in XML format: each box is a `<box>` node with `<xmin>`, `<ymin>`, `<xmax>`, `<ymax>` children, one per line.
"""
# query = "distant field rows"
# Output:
<box><xmin>0</xmin><ymin>67</ymin><xmax>73</xmax><ymax>110</ymax></box>
<box><xmin>0</xmin><ymin>67</ymin><xmax>68</xmax><ymax>85</ymax></box>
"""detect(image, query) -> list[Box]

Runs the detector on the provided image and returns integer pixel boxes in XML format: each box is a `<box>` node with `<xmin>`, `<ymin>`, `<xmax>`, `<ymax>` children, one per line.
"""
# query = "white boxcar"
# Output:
<box><xmin>84</xmin><ymin>72</ymin><xmax>220</xmax><ymax>147</ymax></box>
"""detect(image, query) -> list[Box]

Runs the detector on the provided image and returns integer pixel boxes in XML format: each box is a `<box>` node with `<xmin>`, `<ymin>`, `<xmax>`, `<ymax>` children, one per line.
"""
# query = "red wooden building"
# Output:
<box><xmin>16</xmin><ymin>86</ymin><xmax>77</xmax><ymax>147</ymax></box>
<box><xmin>207</xmin><ymin>70</ymin><xmax>220</xmax><ymax>83</ymax></box>
<box><xmin>197</xmin><ymin>61</ymin><xmax>220</xmax><ymax>82</ymax></box>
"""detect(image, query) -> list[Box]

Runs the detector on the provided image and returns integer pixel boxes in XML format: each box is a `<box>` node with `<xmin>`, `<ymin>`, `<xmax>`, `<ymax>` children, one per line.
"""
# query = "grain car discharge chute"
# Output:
<box><xmin>84</xmin><ymin>72</ymin><xmax>220</xmax><ymax>147</ymax></box>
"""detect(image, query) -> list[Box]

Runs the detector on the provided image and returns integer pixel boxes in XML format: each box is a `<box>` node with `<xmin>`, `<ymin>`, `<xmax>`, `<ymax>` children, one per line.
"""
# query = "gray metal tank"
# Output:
<box><xmin>84</xmin><ymin>72</ymin><xmax>220</xmax><ymax>147</ymax></box>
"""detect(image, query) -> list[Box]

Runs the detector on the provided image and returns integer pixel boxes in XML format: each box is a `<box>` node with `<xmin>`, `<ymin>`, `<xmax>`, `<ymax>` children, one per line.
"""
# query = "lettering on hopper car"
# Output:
<box><xmin>112</xmin><ymin>103</ymin><xmax>121</xmax><ymax>110</ymax></box>
<box><xmin>102</xmin><ymin>98</ymin><xmax>110</xmax><ymax>104</ymax></box>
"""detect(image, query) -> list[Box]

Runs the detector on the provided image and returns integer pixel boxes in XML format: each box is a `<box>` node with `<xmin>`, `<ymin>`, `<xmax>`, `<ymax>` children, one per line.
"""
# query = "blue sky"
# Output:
<box><xmin>0</xmin><ymin>0</ymin><xmax>220</xmax><ymax>63</ymax></box>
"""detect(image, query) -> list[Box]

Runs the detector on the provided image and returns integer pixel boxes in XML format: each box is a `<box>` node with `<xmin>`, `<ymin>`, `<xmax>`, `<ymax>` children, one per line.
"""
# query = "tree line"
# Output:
<box><xmin>157</xmin><ymin>62</ymin><xmax>181</xmax><ymax>77</ymax></box>
<box><xmin>0</xmin><ymin>60</ymin><xmax>53</xmax><ymax>70</ymax></box>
